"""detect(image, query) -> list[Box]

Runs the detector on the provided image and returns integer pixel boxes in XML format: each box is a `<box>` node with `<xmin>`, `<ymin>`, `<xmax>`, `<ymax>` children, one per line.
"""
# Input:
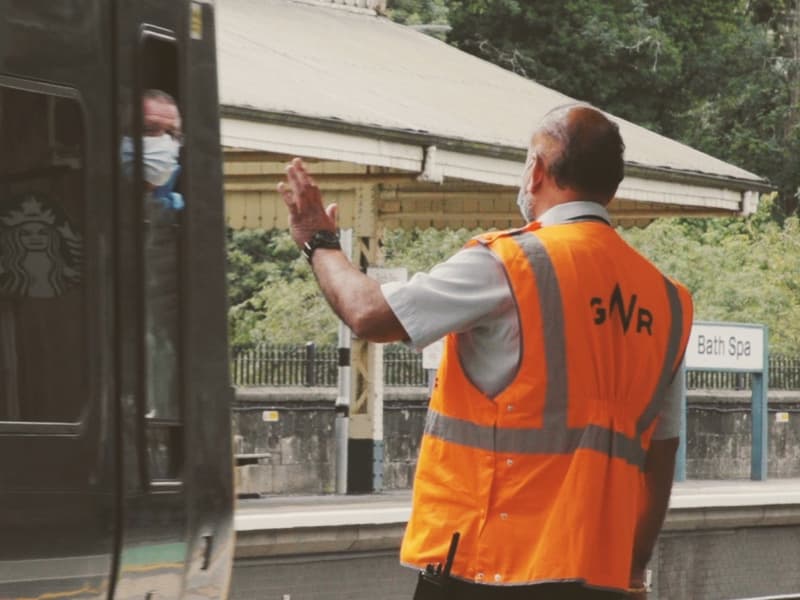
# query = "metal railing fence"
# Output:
<box><xmin>232</xmin><ymin>343</ymin><xmax>800</xmax><ymax>390</ymax></box>
<box><xmin>231</xmin><ymin>342</ymin><xmax>339</xmax><ymax>387</ymax></box>
<box><xmin>687</xmin><ymin>354</ymin><xmax>800</xmax><ymax>390</ymax></box>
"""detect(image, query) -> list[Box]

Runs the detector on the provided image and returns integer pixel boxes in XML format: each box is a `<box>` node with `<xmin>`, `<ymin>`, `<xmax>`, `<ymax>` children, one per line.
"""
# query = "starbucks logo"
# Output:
<box><xmin>0</xmin><ymin>193</ymin><xmax>83</xmax><ymax>299</ymax></box>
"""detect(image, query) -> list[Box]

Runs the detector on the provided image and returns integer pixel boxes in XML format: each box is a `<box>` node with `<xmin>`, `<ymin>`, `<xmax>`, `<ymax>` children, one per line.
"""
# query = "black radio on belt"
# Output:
<box><xmin>412</xmin><ymin>532</ymin><xmax>460</xmax><ymax>600</ymax></box>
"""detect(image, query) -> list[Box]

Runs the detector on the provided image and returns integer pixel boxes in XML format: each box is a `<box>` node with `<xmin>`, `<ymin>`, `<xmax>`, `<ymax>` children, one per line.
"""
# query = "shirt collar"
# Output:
<box><xmin>537</xmin><ymin>201</ymin><xmax>611</xmax><ymax>227</ymax></box>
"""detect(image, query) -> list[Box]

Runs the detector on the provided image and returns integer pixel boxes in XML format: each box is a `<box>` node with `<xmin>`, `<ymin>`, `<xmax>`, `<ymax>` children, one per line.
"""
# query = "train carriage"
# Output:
<box><xmin>0</xmin><ymin>1</ymin><xmax>234</xmax><ymax>598</ymax></box>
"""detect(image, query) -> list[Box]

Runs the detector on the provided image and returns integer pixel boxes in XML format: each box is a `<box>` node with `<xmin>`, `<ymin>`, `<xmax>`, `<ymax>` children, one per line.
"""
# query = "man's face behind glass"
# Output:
<box><xmin>143</xmin><ymin>97</ymin><xmax>182</xmax><ymax>143</ymax></box>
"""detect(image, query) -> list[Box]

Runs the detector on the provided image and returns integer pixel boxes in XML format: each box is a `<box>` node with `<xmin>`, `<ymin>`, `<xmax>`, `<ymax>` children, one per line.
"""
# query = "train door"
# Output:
<box><xmin>112</xmin><ymin>3</ymin><xmax>190</xmax><ymax>599</ymax></box>
<box><xmin>0</xmin><ymin>2</ymin><xmax>118</xmax><ymax>598</ymax></box>
<box><xmin>113</xmin><ymin>1</ymin><xmax>234</xmax><ymax>598</ymax></box>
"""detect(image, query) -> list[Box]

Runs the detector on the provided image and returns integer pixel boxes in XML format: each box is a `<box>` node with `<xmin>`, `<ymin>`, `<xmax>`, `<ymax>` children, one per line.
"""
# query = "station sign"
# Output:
<box><xmin>684</xmin><ymin>321</ymin><xmax>766</xmax><ymax>371</ymax></box>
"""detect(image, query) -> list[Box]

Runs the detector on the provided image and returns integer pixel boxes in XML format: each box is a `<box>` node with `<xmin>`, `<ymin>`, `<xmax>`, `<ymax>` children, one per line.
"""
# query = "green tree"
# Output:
<box><xmin>387</xmin><ymin>0</ymin><xmax>449</xmax><ymax>27</ymax></box>
<box><xmin>226</xmin><ymin>226</ymin><xmax>482</xmax><ymax>348</ymax></box>
<box><xmin>226</xmin><ymin>212</ymin><xmax>800</xmax><ymax>357</ymax></box>
<box><xmin>382</xmin><ymin>226</ymin><xmax>480</xmax><ymax>273</ymax></box>
<box><xmin>445</xmin><ymin>0</ymin><xmax>682</xmax><ymax>131</ymax></box>
<box><xmin>227</xmin><ymin>229</ymin><xmax>338</xmax><ymax>348</ymax></box>
<box><xmin>621</xmin><ymin>198</ymin><xmax>800</xmax><ymax>355</ymax></box>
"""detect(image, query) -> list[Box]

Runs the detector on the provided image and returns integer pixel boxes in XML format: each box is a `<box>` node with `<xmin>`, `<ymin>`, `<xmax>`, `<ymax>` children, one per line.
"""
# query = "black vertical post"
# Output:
<box><xmin>305</xmin><ymin>341</ymin><xmax>316</xmax><ymax>387</ymax></box>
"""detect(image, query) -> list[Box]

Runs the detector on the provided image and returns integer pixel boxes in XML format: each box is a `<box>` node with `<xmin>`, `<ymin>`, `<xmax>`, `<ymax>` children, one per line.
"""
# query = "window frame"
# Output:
<box><xmin>0</xmin><ymin>75</ymin><xmax>90</xmax><ymax>436</ymax></box>
<box><xmin>135</xmin><ymin>25</ymin><xmax>186</xmax><ymax>487</ymax></box>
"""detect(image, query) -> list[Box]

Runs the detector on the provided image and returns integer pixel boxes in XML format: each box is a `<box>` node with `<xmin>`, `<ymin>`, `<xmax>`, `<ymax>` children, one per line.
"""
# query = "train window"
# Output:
<box><xmin>139</xmin><ymin>32</ymin><xmax>183</xmax><ymax>480</ymax></box>
<box><xmin>0</xmin><ymin>82</ymin><xmax>86</xmax><ymax>424</ymax></box>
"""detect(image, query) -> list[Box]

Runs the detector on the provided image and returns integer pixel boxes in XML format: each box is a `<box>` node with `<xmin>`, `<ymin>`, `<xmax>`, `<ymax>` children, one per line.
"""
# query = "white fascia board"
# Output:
<box><xmin>436</xmin><ymin>148</ymin><xmax>523</xmax><ymax>187</ymax></box>
<box><xmin>431</xmin><ymin>152</ymin><xmax>757</xmax><ymax>214</ymax></box>
<box><xmin>221</xmin><ymin>117</ymin><xmax>760</xmax><ymax>214</ymax></box>
<box><xmin>221</xmin><ymin>118</ymin><xmax>423</xmax><ymax>172</ymax></box>
<box><xmin>617</xmin><ymin>175</ymin><xmax>745</xmax><ymax>212</ymax></box>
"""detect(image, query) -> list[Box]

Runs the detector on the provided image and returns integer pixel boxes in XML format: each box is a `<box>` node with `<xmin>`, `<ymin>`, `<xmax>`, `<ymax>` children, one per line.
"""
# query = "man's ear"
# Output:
<box><xmin>530</xmin><ymin>155</ymin><xmax>545</xmax><ymax>194</ymax></box>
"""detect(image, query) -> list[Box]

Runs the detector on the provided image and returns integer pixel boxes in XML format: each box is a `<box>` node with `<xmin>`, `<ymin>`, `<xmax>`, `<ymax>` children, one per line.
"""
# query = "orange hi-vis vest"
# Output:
<box><xmin>400</xmin><ymin>219</ymin><xmax>693</xmax><ymax>591</ymax></box>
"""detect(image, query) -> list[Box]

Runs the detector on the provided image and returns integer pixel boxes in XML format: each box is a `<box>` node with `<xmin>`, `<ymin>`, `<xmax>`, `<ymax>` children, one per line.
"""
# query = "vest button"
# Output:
<box><xmin>494</xmin><ymin>574</ymin><xmax>503</xmax><ymax>582</ymax></box>
<box><xmin>506</xmin><ymin>458</ymin><xmax>514</xmax><ymax>466</ymax></box>
<box><xmin>507</xmin><ymin>404</ymin><xmax>514</xmax><ymax>412</ymax></box>
<box><xmin>475</xmin><ymin>573</ymin><xmax>485</xmax><ymax>582</ymax></box>
<box><xmin>500</xmin><ymin>512</ymin><xmax>509</xmax><ymax>520</ymax></box>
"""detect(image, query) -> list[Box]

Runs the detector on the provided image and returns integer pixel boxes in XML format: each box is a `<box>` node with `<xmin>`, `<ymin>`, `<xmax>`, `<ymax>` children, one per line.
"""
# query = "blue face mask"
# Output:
<box><xmin>120</xmin><ymin>134</ymin><xmax>181</xmax><ymax>186</ymax></box>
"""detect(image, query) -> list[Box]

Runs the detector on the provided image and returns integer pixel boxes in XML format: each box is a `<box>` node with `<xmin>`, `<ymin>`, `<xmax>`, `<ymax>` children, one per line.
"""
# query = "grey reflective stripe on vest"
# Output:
<box><xmin>516</xmin><ymin>233</ymin><xmax>568</xmax><ymax>429</ymax></box>
<box><xmin>636</xmin><ymin>277</ymin><xmax>684</xmax><ymax>436</ymax></box>
<box><xmin>424</xmin><ymin>410</ymin><xmax>647</xmax><ymax>468</ymax></box>
<box><xmin>425</xmin><ymin>231</ymin><xmax>684</xmax><ymax>470</ymax></box>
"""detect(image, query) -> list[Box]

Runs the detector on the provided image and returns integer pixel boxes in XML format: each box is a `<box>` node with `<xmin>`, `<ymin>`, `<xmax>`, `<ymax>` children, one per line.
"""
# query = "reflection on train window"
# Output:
<box><xmin>144</xmin><ymin>179</ymin><xmax>181</xmax><ymax>422</ymax></box>
<box><xmin>142</xmin><ymin>50</ymin><xmax>182</xmax><ymax>423</ymax></box>
<box><xmin>146</xmin><ymin>424</ymin><xmax>182</xmax><ymax>480</ymax></box>
<box><xmin>0</xmin><ymin>84</ymin><xmax>86</xmax><ymax>423</ymax></box>
<box><xmin>140</xmin><ymin>33</ymin><xmax>184</xmax><ymax>480</ymax></box>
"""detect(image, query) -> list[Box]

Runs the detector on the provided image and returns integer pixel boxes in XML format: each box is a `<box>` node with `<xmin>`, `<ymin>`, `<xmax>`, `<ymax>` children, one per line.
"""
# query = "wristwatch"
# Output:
<box><xmin>302</xmin><ymin>230</ymin><xmax>341</xmax><ymax>263</ymax></box>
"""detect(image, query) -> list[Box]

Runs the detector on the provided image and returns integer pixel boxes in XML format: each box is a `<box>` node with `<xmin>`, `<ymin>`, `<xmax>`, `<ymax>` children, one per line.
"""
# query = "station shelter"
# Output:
<box><xmin>215</xmin><ymin>0</ymin><xmax>771</xmax><ymax>491</ymax></box>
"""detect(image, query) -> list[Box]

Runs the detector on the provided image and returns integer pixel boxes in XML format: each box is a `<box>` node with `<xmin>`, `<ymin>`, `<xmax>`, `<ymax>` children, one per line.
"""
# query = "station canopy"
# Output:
<box><xmin>217</xmin><ymin>0</ymin><xmax>770</xmax><ymax>231</ymax></box>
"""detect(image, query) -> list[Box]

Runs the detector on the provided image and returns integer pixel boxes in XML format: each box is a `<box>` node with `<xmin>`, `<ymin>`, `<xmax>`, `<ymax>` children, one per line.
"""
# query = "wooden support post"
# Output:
<box><xmin>347</xmin><ymin>185</ymin><xmax>385</xmax><ymax>493</ymax></box>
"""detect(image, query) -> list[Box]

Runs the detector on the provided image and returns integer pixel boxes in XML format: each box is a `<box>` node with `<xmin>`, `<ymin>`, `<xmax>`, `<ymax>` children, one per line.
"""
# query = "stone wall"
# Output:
<box><xmin>233</xmin><ymin>387</ymin><xmax>800</xmax><ymax>496</ymax></box>
<box><xmin>686</xmin><ymin>390</ymin><xmax>800</xmax><ymax>478</ymax></box>
<box><xmin>233</xmin><ymin>388</ymin><xmax>337</xmax><ymax>495</ymax></box>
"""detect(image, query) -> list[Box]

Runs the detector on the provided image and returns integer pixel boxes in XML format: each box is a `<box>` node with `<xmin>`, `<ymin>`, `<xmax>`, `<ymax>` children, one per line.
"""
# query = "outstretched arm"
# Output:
<box><xmin>277</xmin><ymin>158</ymin><xmax>408</xmax><ymax>343</ymax></box>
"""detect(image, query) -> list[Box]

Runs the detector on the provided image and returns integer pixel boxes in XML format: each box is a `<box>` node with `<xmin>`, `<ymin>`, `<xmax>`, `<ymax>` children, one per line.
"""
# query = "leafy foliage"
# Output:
<box><xmin>227</xmin><ymin>209</ymin><xmax>800</xmax><ymax>357</ymax></box>
<box><xmin>226</xmin><ymin>227</ymin><xmax>480</xmax><ymax>348</ymax></box>
<box><xmin>382</xmin><ymin>227</ymin><xmax>480</xmax><ymax>273</ymax></box>
<box><xmin>446</xmin><ymin>0</ymin><xmax>684</xmax><ymax>131</ymax></box>
<box><xmin>386</xmin><ymin>0</ymin><xmax>449</xmax><ymax>26</ymax></box>
<box><xmin>227</xmin><ymin>229</ymin><xmax>338</xmax><ymax>349</ymax></box>
<box><xmin>621</xmin><ymin>197</ymin><xmax>800</xmax><ymax>355</ymax></box>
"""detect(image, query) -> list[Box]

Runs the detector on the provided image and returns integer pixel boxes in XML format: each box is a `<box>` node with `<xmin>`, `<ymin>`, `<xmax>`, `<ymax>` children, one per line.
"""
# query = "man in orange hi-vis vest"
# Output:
<box><xmin>278</xmin><ymin>103</ymin><xmax>693</xmax><ymax>600</ymax></box>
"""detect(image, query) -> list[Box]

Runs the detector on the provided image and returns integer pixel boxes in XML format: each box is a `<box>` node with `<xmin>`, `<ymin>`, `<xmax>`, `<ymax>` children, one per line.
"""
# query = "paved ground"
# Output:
<box><xmin>235</xmin><ymin>478</ymin><xmax>800</xmax><ymax>531</ymax></box>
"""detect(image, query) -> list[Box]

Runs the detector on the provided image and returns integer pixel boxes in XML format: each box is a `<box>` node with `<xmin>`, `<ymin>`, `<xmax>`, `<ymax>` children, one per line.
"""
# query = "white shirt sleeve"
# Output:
<box><xmin>380</xmin><ymin>246</ymin><xmax>512</xmax><ymax>351</ymax></box>
<box><xmin>651</xmin><ymin>360</ymin><xmax>684</xmax><ymax>440</ymax></box>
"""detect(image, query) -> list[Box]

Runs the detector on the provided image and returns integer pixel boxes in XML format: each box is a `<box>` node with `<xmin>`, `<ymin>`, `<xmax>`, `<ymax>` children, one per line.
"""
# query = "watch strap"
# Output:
<box><xmin>302</xmin><ymin>230</ymin><xmax>340</xmax><ymax>263</ymax></box>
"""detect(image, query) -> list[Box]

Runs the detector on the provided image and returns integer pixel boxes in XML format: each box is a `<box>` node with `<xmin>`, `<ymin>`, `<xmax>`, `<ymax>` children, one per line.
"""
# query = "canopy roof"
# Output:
<box><xmin>216</xmin><ymin>0</ymin><xmax>769</xmax><ymax>230</ymax></box>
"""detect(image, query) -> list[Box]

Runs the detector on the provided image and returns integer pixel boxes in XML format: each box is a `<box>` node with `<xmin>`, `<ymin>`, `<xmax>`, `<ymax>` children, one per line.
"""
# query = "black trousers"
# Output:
<box><xmin>446</xmin><ymin>580</ymin><xmax>627</xmax><ymax>600</ymax></box>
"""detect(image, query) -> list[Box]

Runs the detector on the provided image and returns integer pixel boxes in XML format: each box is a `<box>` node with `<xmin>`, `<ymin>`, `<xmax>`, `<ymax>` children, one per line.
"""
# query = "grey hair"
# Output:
<box><xmin>143</xmin><ymin>88</ymin><xmax>177</xmax><ymax>106</ymax></box>
<box><xmin>531</xmin><ymin>102</ymin><xmax>625</xmax><ymax>201</ymax></box>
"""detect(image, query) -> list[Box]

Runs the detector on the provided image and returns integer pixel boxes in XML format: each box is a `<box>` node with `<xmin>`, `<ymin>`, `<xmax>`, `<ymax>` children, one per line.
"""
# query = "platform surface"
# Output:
<box><xmin>235</xmin><ymin>478</ymin><xmax>800</xmax><ymax>532</ymax></box>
